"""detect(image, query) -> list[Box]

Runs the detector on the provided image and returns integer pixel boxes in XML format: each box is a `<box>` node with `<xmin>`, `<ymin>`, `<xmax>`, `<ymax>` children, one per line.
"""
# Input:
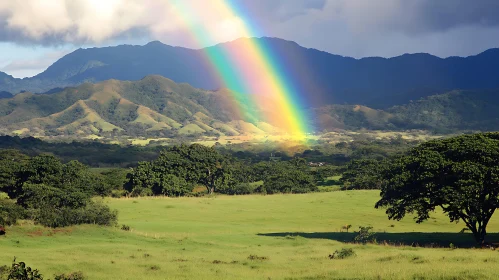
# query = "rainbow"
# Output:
<box><xmin>171</xmin><ymin>0</ymin><xmax>309</xmax><ymax>137</ymax></box>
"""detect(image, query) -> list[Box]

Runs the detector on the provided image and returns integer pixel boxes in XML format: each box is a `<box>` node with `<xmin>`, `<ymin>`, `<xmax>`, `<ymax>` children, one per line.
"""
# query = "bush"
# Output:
<box><xmin>6</xmin><ymin>258</ymin><xmax>43</xmax><ymax>280</ymax></box>
<box><xmin>53</xmin><ymin>271</ymin><xmax>85</xmax><ymax>280</ymax></box>
<box><xmin>121</xmin><ymin>224</ymin><xmax>130</xmax><ymax>231</ymax></box>
<box><xmin>110</xmin><ymin>189</ymin><xmax>126</xmax><ymax>198</ymax></box>
<box><xmin>0</xmin><ymin>199</ymin><xmax>24</xmax><ymax>226</ymax></box>
<box><xmin>30</xmin><ymin>201</ymin><xmax>117</xmax><ymax>228</ymax></box>
<box><xmin>354</xmin><ymin>226</ymin><xmax>376</xmax><ymax>243</ymax></box>
<box><xmin>329</xmin><ymin>248</ymin><xmax>356</xmax><ymax>259</ymax></box>
<box><xmin>218</xmin><ymin>183</ymin><xmax>255</xmax><ymax>195</ymax></box>
<box><xmin>0</xmin><ymin>265</ymin><xmax>8</xmax><ymax>279</ymax></box>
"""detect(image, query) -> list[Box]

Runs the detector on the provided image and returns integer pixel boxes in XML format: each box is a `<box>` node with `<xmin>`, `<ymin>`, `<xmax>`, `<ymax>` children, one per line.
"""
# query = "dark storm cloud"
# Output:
<box><xmin>382</xmin><ymin>0</ymin><xmax>499</xmax><ymax>34</ymax></box>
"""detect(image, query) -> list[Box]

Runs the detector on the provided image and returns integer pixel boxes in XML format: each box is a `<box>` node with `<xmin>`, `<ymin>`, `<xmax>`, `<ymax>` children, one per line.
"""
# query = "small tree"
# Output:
<box><xmin>354</xmin><ymin>226</ymin><xmax>375</xmax><ymax>243</ymax></box>
<box><xmin>376</xmin><ymin>133</ymin><xmax>499</xmax><ymax>245</ymax></box>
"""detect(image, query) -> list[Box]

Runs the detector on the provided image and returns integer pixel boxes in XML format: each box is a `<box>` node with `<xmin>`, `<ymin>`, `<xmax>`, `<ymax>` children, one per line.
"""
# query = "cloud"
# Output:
<box><xmin>0</xmin><ymin>49</ymin><xmax>71</xmax><ymax>78</ymax></box>
<box><xmin>0</xmin><ymin>0</ymin><xmax>154</xmax><ymax>45</ymax></box>
<box><xmin>321</xmin><ymin>0</ymin><xmax>499</xmax><ymax>35</ymax></box>
<box><xmin>0</xmin><ymin>0</ymin><xmax>498</xmax><ymax>59</ymax></box>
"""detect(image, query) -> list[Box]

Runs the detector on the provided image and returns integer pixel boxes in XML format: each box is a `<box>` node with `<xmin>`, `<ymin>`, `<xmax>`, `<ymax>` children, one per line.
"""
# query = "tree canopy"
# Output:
<box><xmin>127</xmin><ymin>144</ymin><xmax>233</xmax><ymax>196</ymax></box>
<box><xmin>376</xmin><ymin>133</ymin><xmax>499</xmax><ymax>245</ymax></box>
<box><xmin>0</xmin><ymin>152</ymin><xmax>117</xmax><ymax>228</ymax></box>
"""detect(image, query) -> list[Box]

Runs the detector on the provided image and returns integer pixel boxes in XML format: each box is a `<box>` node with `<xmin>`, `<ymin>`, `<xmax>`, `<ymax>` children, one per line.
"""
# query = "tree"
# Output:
<box><xmin>0</xmin><ymin>153</ymin><xmax>117</xmax><ymax>228</ymax></box>
<box><xmin>127</xmin><ymin>144</ymin><xmax>232</xmax><ymax>195</ymax></box>
<box><xmin>376</xmin><ymin>133</ymin><xmax>499</xmax><ymax>245</ymax></box>
<box><xmin>341</xmin><ymin>159</ymin><xmax>385</xmax><ymax>190</ymax></box>
<box><xmin>0</xmin><ymin>150</ymin><xmax>29</xmax><ymax>198</ymax></box>
<box><xmin>263</xmin><ymin>162</ymin><xmax>317</xmax><ymax>194</ymax></box>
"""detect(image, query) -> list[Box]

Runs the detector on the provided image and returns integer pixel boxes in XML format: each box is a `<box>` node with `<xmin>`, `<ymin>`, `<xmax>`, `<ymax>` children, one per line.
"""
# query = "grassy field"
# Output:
<box><xmin>2</xmin><ymin>191</ymin><xmax>499</xmax><ymax>279</ymax></box>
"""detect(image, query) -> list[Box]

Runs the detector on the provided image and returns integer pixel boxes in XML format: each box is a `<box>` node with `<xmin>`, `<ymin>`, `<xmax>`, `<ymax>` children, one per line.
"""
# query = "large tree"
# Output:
<box><xmin>262</xmin><ymin>160</ymin><xmax>317</xmax><ymax>194</ymax></box>
<box><xmin>376</xmin><ymin>133</ymin><xmax>499</xmax><ymax>245</ymax></box>
<box><xmin>127</xmin><ymin>144</ymin><xmax>232</xmax><ymax>195</ymax></box>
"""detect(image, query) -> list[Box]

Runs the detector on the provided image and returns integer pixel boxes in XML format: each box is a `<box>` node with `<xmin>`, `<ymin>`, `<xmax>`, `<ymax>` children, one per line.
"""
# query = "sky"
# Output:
<box><xmin>0</xmin><ymin>0</ymin><xmax>498</xmax><ymax>78</ymax></box>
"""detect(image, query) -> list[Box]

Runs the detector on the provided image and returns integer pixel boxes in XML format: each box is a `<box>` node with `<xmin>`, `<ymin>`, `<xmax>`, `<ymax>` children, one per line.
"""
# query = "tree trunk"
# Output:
<box><xmin>468</xmin><ymin>222</ymin><xmax>487</xmax><ymax>246</ymax></box>
<box><xmin>475</xmin><ymin>226</ymin><xmax>487</xmax><ymax>246</ymax></box>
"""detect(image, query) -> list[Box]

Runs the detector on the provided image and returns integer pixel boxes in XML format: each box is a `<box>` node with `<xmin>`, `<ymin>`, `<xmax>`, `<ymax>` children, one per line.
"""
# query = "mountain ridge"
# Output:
<box><xmin>1</xmin><ymin>37</ymin><xmax>499</xmax><ymax>109</ymax></box>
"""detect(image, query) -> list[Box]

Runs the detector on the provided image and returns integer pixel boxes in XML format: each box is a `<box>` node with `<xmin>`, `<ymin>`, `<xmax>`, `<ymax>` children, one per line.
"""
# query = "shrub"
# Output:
<box><xmin>0</xmin><ymin>199</ymin><xmax>24</xmax><ymax>226</ymax></box>
<box><xmin>110</xmin><ymin>189</ymin><xmax>126</xmax><ymax>198</ymax></box>
<box><xmin>354</xmin><ymin>226</ymin><xmax>376</xmax><ymax>243</ymax></box>
<box><xmin>247</xmin><ymin>255</ymin><xmax>268</xmax><ymax>261</ymax></box>
<box><xmin>329</xmin><ymin>248</ymin><xmax>356</xmax><ymax>259</ymax></box>
<box><xmin>31</xmin><ymin>201</ymin><xmax>117</xmax><ymax>228</ymax></box>
<box><xmin>0</xmin><ymin>265</ymin><xmax>8</xmax><ymax>279</ymax></box>
<box><xmin>121</xmin><ymin>224</ymin><xmax>130</xmax><ymax>231</ymax></box>
<box><xmin>218</xmin><ymin>183</ymin><xmax>255</xmax><ymax>195</ymax></box>
<box><xmin>77</xmin><ymin>201</ymin><xmax>118</xmax><ymax>226</ymax></box>
<box><xmin>53</xmin><ymin>271</ymin><xmax>85</xmax><ymax>280</ymax></box>
<box><xmin>6</xmin><ymin>258</ymin><xmax>43</xmax><ymax>280</ymax></box>
<box><xmin>149</xmin><ymin>265</ymin><xmax>160</xmax><ymax>271</ymax></box>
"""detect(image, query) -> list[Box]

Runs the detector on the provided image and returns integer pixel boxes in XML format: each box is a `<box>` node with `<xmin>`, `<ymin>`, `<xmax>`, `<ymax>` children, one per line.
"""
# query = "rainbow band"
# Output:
<box><xmin>171</xmin><ymin>0</ymin><xmax>309</xmax><ymax>137</ymax></box>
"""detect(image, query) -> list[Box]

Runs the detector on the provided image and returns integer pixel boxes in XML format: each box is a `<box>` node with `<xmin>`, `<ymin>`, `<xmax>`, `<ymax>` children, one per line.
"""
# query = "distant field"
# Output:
<box><xmin>2</xmin><ymin>191</ymin><xmax>499</xmax><ymax>279</ymax></box>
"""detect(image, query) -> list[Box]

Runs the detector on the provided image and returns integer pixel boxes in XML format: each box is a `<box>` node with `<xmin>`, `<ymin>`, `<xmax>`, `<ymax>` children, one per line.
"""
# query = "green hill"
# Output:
<box><xmin>311</xmin><ymin>89</ymin><xmax>499</xmax><ymax>132</ymax></box>
<box><xmin>2</xmin><ymin>77</ymin><xmax>499</xmax><ymax>138</ymax></box>
<box><xmin>0</xmin><ymin>76</ymin><xmax>279</xmax><ymax>138</ymax></box>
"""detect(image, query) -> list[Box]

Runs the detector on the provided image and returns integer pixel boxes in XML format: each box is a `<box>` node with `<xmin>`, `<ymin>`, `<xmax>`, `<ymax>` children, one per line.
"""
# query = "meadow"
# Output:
<box><xmin>2</xmin><ymin>191</ymin><xmax>499</xmax><ymax>279</ymax></box>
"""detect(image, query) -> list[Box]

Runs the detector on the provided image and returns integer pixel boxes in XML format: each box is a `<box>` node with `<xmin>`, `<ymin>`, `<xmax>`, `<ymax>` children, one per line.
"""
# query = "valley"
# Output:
<box><xmin>1</xmin><ymin>4</ymin><xmax>499</xmax><ymax>279</ymax></box>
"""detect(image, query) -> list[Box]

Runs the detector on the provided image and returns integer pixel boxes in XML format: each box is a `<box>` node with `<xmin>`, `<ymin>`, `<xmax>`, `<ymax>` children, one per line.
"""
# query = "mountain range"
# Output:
<box><xmin>1</xmin><ymin>75</ymin><xmax>498</xmax><ymax>138</ymax></box>
<box><xmin>1</xmin><ymin>37</ymin><xmax>499</xmax><ymax>109</ymax></box>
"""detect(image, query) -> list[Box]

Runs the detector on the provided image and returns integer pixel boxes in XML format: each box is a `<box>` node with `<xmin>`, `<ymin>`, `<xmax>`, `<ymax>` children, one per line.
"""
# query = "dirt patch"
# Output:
<box><xmin>48</xmin><ymin>228</ymin><xmax>73</xmax><ymax>236</ymax></box>
<box><xmin>27</xmin><ymin>229</ymin><xmax>44</xmax><ymax>237</ymax></box>
<box><xmin>28</xmin><ymin>227</ymin><xmax>73</xmax><ymax>237</ymax></box>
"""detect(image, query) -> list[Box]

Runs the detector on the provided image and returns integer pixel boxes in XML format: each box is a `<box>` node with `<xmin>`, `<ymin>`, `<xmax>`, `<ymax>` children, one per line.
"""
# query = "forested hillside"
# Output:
<box><xmin>312</xmin><ymin>89</ymin><xmax>499</xmax><ymax>132</ymax></box>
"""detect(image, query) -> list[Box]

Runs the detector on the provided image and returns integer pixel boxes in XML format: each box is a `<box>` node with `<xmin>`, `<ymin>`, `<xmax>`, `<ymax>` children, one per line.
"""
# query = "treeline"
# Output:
<box><xmin>0</xmin><ymin>150</ymin><xmax>117</xmax><ymax>228</ymax></box>
<box><xmin>0</xmin><ymin>135</ymin><xmax>419</xmax><ymax>168</ymax></box>
<box><xmin>0</xmin><ymin>135</ymin><xmax>162</xmax><ymax>167</ymax></box>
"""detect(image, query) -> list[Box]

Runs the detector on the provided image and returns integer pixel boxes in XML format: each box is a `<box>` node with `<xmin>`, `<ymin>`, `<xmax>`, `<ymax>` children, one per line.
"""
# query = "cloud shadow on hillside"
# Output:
<box><xmin>257</xmin><ymin>232</ymin><xmax>499</xmax><ymax>248</ymax></box>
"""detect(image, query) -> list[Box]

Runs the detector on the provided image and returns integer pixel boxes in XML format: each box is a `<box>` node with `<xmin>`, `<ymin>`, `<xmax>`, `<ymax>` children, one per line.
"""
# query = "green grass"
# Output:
<box><xmin>2</xmin><ymin>191</ymin><xmax>499</xmax><ymax>279</ymax></box>
<box><xmin>177</xmin><ymin>124</ymin><xmax>206</xmax><ymax>135</ymax></box>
